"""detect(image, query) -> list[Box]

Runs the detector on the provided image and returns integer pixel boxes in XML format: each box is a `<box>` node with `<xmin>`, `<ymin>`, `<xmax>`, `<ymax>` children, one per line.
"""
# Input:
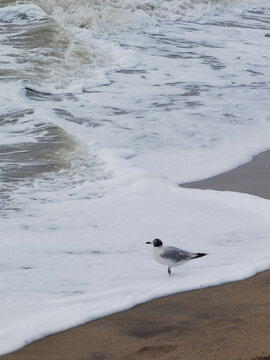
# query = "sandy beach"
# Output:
<box><xmin>181</xmin><ymin>150</ymin><xmax>270</xmax><ymax>199</ymax></box>
<box><xmin>2</xmin><ymin>151</ymin><xmax>270</xmax><ymax>360</ymax></box>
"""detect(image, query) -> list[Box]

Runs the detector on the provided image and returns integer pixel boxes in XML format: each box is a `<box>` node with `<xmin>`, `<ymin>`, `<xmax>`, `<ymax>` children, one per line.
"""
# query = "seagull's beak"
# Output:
<box><xmin>146</xmin><ymin>241</ymin><xmax>152</xmax><ymax>245</ymax></box>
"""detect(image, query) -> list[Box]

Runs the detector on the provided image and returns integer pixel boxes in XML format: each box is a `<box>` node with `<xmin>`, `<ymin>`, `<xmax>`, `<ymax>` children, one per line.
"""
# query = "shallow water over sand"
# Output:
<box><xmin>0</xmin><ymin>0</ymin><xmax>270</xmax><ymax>355</ymax></box>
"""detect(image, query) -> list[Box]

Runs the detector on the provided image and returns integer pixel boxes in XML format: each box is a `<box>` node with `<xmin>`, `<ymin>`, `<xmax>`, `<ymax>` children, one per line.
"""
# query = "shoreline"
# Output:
<box><xmin>2</xmin><ymin>151</ymin><xmax>270</xmax><ymax>360</ymax></box>
<box><xmin>2</xmin><ymin>272</ymin><xmax>270</xmax><ymax>360</ymax></box>
<box><xmin>181</xmin><ymin>150</ymin><xmax>270</xmax><ymax>199</ymax></box>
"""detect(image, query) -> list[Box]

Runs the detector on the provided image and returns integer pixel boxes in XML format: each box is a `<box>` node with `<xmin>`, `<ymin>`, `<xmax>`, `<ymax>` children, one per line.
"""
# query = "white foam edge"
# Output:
<box><xmin>0</xmin><ymin>3</ymin><xmax>46</xmax><ymax>23</ymax></box>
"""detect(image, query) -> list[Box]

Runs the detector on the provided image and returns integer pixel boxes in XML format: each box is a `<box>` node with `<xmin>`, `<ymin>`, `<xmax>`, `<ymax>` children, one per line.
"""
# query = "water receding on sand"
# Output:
<box><xmin>0</xmin><ymin>0</ymin><xmax>270</xmax><ymax>355</ymax></box>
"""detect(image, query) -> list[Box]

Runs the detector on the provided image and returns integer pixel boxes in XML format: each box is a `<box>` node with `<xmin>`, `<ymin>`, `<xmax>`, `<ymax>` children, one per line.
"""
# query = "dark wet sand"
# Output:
<box><xmin>2</xmin><ymin>151</ymin><xmax>270</xmax><ymax>360</ymax></box>
<box><xmin>181</xmin><ymin>150</ymin><xmax>270</xmax><ymax>199</ymax></box>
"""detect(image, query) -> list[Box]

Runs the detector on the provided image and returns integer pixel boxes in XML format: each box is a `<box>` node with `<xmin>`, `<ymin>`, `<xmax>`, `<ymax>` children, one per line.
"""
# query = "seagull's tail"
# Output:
<box><xmin>193</xmin><ymin>252</ymin><xmax>207</xmax><ymax>259</ymax></box>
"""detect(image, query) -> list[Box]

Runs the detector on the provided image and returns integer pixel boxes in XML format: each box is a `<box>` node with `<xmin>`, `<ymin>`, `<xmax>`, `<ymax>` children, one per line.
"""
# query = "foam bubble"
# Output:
<box><xmin>0</xmin><ymin>3</ymin><xmax>46</xmax><ymax>23</ymax></box>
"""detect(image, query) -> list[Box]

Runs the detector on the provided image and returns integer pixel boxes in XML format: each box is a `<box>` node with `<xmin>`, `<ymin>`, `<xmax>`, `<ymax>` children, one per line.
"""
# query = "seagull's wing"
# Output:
<box><xmin>160</xmin><ymin>246</ymin><xmax>192</xmax><ymax>263</ymax></box>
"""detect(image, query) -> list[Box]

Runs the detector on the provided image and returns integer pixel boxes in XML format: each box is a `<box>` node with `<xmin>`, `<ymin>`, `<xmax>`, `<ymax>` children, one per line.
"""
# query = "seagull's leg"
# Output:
<box><xmin>168</xmin><ymin>267</ymin><xmax>171</xmax><ymax>274</ymax></box>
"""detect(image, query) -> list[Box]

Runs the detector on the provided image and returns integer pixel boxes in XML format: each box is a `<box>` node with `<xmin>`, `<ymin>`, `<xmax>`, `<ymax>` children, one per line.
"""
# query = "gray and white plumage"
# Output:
<box><xmin>146</xmin><ymin>238</ymin><xmax>207</xmax><ymax>274</ymax></box>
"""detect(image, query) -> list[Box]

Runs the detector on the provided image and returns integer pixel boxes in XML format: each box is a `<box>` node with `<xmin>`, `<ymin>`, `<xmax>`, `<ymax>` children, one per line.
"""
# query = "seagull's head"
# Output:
<box><xmin>146</xmin><ymin>238</ymin><xmax>163</xmax><ymax>247</ymax></box>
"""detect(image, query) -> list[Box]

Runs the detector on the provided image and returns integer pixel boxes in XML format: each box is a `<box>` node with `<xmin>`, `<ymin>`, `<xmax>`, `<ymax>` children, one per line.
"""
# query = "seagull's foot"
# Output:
<box><xmin>168</xmin><ymin>267</ymin><xmax>171</xmax><ymax>275</ymax></box>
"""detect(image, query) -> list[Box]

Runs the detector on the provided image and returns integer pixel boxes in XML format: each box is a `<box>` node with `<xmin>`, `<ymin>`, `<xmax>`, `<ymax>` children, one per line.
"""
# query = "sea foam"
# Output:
<box><xmin>0</xmin><ymin>0</ymin><xmax>270</xmax><ymax>355</ymax></box>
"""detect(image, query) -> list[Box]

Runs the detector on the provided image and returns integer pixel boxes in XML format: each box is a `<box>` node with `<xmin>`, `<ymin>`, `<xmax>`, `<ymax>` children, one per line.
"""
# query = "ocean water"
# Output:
<box><xmin>1</xmin><ymin>0</ymin><xmax>270</xmax><ymax>354</ymax></box>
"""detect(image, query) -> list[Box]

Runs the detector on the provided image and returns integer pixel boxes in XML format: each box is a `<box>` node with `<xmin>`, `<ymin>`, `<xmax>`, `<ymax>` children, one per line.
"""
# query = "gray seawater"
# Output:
<box><xmin>1</xmin><ymin>1</ymin><xmax>270</xmax><ymax>355</ymax></box>
<box><xmin>1</xmin><ymin>0</ymin><xmax>270</xmax><ymax>213</ymax></box>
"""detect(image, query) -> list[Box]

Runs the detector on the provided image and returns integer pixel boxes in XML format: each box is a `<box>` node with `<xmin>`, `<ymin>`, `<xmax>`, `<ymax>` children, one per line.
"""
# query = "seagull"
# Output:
<box><xmin>146</xmin><ymin>238</ymin><xmax>207</xmax><ymax>274</ymax></box>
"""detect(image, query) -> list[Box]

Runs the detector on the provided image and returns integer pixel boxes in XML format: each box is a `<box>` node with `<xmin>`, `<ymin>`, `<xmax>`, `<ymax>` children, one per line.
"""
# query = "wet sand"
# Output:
<box><xmin>2</xmin><ymin>151</ymin><xmax>270</xmax><ymax>360</ymax></box>
<box><xmin>181</xmin><ymin>150</ymin><xmax>270</xmax><ymax>199</ymax></box>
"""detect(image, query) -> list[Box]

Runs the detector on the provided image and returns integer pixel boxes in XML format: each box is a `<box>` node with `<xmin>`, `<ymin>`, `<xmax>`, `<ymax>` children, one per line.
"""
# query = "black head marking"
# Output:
<box><xmin>153</xmin><ymin>239</ymin><xmax>163</xmax><ymax>247</ymax></box>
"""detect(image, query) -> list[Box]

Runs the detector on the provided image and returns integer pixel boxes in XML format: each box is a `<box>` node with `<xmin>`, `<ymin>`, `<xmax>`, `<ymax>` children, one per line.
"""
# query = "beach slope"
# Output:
<box><xmin>2</xmin><ymin>151</ymin><xmax>270</xmax><ymax>360</ymax></box>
